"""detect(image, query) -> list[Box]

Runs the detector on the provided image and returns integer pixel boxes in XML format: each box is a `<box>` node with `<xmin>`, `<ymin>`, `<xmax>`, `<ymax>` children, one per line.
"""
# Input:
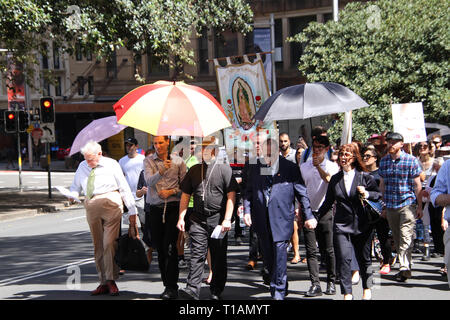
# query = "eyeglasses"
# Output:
<box><xmin>418</xmin><ymin>144</ymin><xmax>428</xmax><ymax>149</ymax></box>
<box><xmin>362</xmin><ymin>154</ymin><xmax>374</xmax><ymax>160</ymax></box>
<box><xmin>432</xmin><ymin>140</ymin><xmax>441</xmax><ymax>144</ymax></box>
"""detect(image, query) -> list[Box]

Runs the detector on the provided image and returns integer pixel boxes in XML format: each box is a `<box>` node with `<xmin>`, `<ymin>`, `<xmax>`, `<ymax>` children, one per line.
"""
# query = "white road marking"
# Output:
<box><xmin>64</xmin><ymin>216</ymin><xmax>85</xmax><ymax>222</ymax></box>
<box><xmin>0</xmin><ymin>258</ymin><xmax>94</xmax><ymax>286</ymax></box>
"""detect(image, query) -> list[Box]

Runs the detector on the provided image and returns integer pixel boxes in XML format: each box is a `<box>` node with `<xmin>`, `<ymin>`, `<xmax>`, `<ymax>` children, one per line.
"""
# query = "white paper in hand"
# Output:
<box><xmin>54</xmin><ymin>186</ymin><xmax>81</xmax><ymax>203</ymax></box>
<box><xmin>210</xmin><ymin>225</ymin><xmax>227</xmax><ymax>239</ymax></box>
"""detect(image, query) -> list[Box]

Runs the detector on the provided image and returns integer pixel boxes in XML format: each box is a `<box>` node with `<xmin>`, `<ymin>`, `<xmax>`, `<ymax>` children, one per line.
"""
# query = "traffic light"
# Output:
<box><xmin>18</xmin><ymin>110</ymin><xmax>28</xmax><ymax>132</ymax></box>
<box><xmin>4</xmin><ymin>110</ymin><xmax>18</xmax><ymax>133</ymax></box>
<box><xmin>40</xmin><ymin>97</ymin><xmax>55</xmax><ymax>123</ymax></box>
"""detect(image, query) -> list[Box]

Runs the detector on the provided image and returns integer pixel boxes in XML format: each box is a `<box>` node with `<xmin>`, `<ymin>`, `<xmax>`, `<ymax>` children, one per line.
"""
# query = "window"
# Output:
<box><xmin>198</xmin><ymin>29</ymin><xmax>209</xmax><ymax>74</ymax></box>
<box><xmin>77</xmin><ymin>76</ymin><xmax>85</xmax><ymax>96</ymax></box>
<box><xmin>55</xmin><ymin>77</ymin><xmax>62</xmax><ymax>96</ymax></box>
<box><xmin>85</xmin><ymin>46</ymin><xmax>92</xmax><ymax>61</ymax></box>
<box><xmin>214</xmin><ymin>30</ymin><xmax>238</xmax><ymax>66</ymax></box>
<box><xmin>43</xmin><ymin>78</ymin><xmax>50</xmax><ymax>96</ymax></box>
<box><xmin>42</xmin><ymin>43</ymin><xmax>49</xmax><ymax>69</ymax></box>
<box><xmin>147</xmin><ymin>50</ymin><xmax>169</xmax><ymax>76</ymax></box>
<box><xmin>87</xmin><ymin>76</ymin><xmax>94</xmax><ymax>95</ymax></box>
<box><xmin>106</xmin><ymin>51</ymin><xmax>117</xmax><ymax>79</ymax></box>
<box><xmin>53</xmin><ymin>43</ymin><xmax>60</xmax><ymax>69</ymax></box>
<box><xmin>274</xmin><ymin>19</ymin><xmax>283</xmax><ymax>70</ymax></box>
<box><xmin>290</xmin><ymin>15</ymin><xmax>316</xmax><ymax>68</ymax></box>
<box><xmin>75</xmin><ymin>41</ymin><xmax>82</xmax><ymax>61</ymax></box>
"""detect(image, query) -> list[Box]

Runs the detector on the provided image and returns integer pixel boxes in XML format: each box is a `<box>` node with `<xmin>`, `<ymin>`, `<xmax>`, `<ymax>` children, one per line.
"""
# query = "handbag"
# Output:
<box><xmin>114</xmin><ymin>234</ymin><xmax>149</xmax><ymax>272</ymax></box>
<box><xmin>359</xmin><ymin>172</ymin><xmax>383</xmax><ymax>225</ymax></box>
<box><xmin>361</xmin><ymin>198</ymin><xmax>383</xmax><ymax>224</ymax></box>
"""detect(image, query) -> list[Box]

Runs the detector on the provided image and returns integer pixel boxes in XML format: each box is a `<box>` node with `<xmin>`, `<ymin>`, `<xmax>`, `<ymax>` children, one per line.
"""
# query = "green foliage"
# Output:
<box><xmin>289</xmin><ymin>0</ymin><xmax>449</xmax><ymax>143</ymax></box>
<box><xmin>0</xmin><ymin>0</ymin><xmax>253</xmax><ymax>89</ymax></box>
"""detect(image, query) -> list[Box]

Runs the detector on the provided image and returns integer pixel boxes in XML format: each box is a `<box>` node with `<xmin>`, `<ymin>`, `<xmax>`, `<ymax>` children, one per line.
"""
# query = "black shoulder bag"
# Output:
<box><xmin>359</xmin><ymin>172</ymin><xmax>383</xmax><ymax>225</ymax></box>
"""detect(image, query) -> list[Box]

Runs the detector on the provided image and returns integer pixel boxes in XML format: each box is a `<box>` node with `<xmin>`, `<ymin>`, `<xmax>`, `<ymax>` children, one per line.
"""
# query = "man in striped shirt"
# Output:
<box><xmin>379</xmin><ymin>132</ymin><xmax>423</xmax><ymax>282</ymax></box>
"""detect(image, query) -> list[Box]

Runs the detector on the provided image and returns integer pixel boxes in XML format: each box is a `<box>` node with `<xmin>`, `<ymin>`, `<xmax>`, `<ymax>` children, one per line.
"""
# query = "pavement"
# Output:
<box><xmin>0</xmin><ymin>159</ymin><xmax>82</xmax><ymax>221</ymax></box>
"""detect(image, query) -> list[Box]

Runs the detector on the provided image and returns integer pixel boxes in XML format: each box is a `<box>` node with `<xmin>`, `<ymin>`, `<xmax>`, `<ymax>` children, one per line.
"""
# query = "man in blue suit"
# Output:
<box><xmin>243</xmin><ymin>136</ymin><xmax>317</xmax><ymax>300</ymax></box>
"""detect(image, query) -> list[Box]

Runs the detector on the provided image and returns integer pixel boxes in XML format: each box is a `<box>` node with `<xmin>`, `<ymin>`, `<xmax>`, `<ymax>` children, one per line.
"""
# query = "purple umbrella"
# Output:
<box><xmin>69</xmin><ymin>116</ymin><xmax>127</xmax><ymax>156</ymax></box>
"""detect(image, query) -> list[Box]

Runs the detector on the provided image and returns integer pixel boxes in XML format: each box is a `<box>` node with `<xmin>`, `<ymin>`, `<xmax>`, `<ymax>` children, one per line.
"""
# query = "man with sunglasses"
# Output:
<box><xmin>379</xmin><ymin>132</ymin><xmax>423</xmax><ymax>282</ymax></box>
<box><xmin>300</xmin><ymin>135</ymin><xmax>339</xmax><ymax>296</ymax></box>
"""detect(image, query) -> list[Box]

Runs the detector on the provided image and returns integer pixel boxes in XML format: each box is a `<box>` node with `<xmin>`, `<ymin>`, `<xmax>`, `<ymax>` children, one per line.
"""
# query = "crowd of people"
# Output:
<box><xmin>67</xmin><ymin>127</ymin><xmax>450</xmax><ymax>300</ymax></box>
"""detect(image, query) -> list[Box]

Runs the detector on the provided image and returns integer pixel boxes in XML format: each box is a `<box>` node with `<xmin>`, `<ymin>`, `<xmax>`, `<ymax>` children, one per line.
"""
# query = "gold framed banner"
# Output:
<box><xmin>214</xmin><ymin>55</ymin><xmax>277</xmax><ymax>159</ymax></box>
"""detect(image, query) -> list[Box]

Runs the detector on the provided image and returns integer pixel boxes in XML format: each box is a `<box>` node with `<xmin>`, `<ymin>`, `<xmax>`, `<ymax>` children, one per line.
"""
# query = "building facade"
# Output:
<box><xmin>0</xmin><ymin>0</ymin><xmax>363</xmax><ymax>161</ymax></box>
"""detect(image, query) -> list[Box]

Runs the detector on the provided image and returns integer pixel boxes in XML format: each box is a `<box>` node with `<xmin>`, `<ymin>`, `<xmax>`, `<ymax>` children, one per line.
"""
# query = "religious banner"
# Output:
<box><xmin>214</xmin><ymin>55</ymin><xmax>277</xmax><ymax>162</ymax></box>
<box><xmin>392</xmin><ymin>102</ymin><xmax>427</xmax><ymax>143</ymax></box>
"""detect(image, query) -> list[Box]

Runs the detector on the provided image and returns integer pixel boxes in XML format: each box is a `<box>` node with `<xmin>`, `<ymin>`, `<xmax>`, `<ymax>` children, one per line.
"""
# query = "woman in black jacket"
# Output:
<box><xmin>317</xmin><ymin>143</ymin><xmax>381</xmax><ymax>300</ymax></box>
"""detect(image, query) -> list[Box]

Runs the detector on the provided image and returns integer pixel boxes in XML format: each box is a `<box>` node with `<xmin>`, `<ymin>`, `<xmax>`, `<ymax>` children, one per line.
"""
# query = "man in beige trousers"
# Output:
<box><xmin>69</xmin><ymin>140</ymin><xmax>138</xmax><ymax>296</ymax></box>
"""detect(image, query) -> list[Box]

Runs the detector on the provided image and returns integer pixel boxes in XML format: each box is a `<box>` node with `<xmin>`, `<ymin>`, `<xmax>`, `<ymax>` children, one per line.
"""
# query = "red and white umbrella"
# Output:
<box><xmin>113</xmin><ymin>81</ymin><xmax>231</xmax><ymax>137</ymax></box>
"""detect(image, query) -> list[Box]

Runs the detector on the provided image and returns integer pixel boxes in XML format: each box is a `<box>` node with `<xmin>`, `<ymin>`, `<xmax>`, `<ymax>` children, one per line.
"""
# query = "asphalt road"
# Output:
<box><xmin>0</xmin><ymin>206</ymin><xmax>448</xmax><ymax>301</ymax></box>
<box><xmin>0</xmin><ymin>170</ymin><xmax>75</xmax><ymax>191</ymax></box>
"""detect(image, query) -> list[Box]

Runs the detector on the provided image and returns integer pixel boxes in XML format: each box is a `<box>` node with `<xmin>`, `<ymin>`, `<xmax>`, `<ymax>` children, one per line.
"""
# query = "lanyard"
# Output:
<box><xmin>202</xmin><ymin>161</ymin><xmax>218</xmax><ymax>202</ymax></box>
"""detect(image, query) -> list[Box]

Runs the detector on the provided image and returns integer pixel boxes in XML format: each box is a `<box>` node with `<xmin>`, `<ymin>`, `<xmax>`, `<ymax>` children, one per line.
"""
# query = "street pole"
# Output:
<box><xmin>270</xmin><ymin>13</ymin><xmax>277</xmax><ymax>94</ymax></box>
<box><xmin>47</xmin><ymin>142</ymin><xmax>52</xmax><ymax>199</ymax></box>
<box><xmin>17</xmin><ymin>131</ymin><xmax>23</xmax><ymax>192</ymax></box>
<box><xmin>24</xmin><ymin>78</ymin><xmax>33</xmax><ymax>168</ymax></box>
<box><xmin>334</xmin><ymin>0</ymin><xmax>353</xmax><ymax>145</ymax></box>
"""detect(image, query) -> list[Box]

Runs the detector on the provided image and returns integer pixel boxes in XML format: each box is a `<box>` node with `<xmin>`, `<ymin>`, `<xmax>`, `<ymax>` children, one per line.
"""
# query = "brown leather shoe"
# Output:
<box><xmin>246</xmin><ymin>260</ymin><xmax>257</xmax><ymax>270</ymax></box>
<box><xmin>91</xmin><ymin>284</ymin><xmax>109</xmax><ymax>296</ymax></box>
<box><xmin>106</xmin><ymin>280</ymin><xmax>119</xmax><ymax>296</ymax></box>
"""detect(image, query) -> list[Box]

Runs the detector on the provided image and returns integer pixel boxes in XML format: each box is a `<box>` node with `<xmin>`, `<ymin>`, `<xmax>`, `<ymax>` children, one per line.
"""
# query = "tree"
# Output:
<box><xmin>0</xmin><ymin>0</ymin><xmax>253</xmax><ymax>89</ymax></box>
<box><xmin>289</xmin><ymin>0</ymin><xmax>449</xmax><ymax>143</ymax></box>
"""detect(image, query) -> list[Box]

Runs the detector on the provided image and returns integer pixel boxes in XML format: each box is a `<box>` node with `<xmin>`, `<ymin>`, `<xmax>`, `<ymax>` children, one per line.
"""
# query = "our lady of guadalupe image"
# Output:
<box><xmin>232</xmin><ymin>78</ymin><xmax>256</xmax><ymax>130</ymax></box>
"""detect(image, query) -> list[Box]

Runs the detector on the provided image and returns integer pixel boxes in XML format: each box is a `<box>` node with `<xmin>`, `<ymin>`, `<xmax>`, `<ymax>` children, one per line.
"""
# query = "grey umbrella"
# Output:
<box><xmin>253</xmin><ymin>82</ymin><xmax>369</xmax><ymax>122</ymax></box>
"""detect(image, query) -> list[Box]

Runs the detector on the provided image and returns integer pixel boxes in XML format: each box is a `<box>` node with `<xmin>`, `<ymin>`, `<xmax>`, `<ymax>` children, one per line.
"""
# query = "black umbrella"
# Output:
<box><xmin>253</xmin><ymin>82</ymin><xmax>369</xmax><ymax>122</ymax></box>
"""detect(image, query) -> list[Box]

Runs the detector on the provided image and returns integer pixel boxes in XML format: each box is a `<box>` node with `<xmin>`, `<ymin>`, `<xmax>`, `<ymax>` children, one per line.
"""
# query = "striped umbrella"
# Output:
<box><xmin>113</xmin><ymin>81</ymin><xmax>231</xmax><ymax>137</ymax></box>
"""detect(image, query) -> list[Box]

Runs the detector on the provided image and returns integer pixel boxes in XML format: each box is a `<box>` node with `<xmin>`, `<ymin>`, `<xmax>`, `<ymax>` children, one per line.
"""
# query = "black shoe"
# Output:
<box><xmin>431</xmin><ymin>252</ymin><xmax>443</xmax><ymax>258</ymax></box>
<box><xmin>304</xmin><ymin>285</ymin><xmax>322</xmax><ymax>297</ymax></box>
<box><xmin>324</xmin><ymin>282</ymin><xmax>336</xmax><ymax>295</ymax></box>
<box><xmin>262</xmin><ymin>273</ymin><xmax>271</xmax><ymax>286</ymax></box>
<box><xmin>394</xmin><ymin>271</ymin><xmax>408</xmax><ymax>282</ymax></box>
<box><xmin>210</xmin><ymin>292</ymin><xmax>221</xmax><ymax>300</ymax></box>
<box><xmin>161</xmin><ymin>287</ymin><xmax>178</xmax><ymax>300</ymax></box>
<box><xmin>421</xmin><ymin>247</ymin><xmax>430</xmax><ymax>261</ymax></box>
<box><xmin>178</xmin><ymin>288</ymin><xmax>199</xmax><ymax>300</ymax></box>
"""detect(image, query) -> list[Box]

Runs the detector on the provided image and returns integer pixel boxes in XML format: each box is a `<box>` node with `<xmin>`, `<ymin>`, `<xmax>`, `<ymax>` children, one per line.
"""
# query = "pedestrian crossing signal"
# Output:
<box><xmin>40</xmin><ymin>97</ymin><xmax>55</xmax><ymax>123</ymax></box>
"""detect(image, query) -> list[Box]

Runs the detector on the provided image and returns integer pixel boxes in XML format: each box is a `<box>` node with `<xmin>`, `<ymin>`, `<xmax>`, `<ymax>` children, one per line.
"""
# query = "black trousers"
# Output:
<box><xmin>303</xmin><ymin>210</ymin><xmax>336</xmax><ymax>286</ymax></box>
<box><xmin>248</xmin><ymin>225</ymin><xmax>261</xmax><ymax>261</ymax></box>
<box><xmin>149</xmin><ymin>202</ymin><xmax>180</xmax><ymax>291</ymax></box>
<box><xmin>374</xmin><ymin>217</ymin><xmax>392</xmax><ymax>265</ymax></box>
<box><xmin>334</xmin><ymin>228</ymin><xmax>374</xmax><ymax>295</ymax></box>
<box><xmin>186</xmin><ymin>218</ymin><xmax>228</xmax><ymax>298</ymax></box>
<box><xmin>429</xmin><ymin>203</ymin><xmax>445</xmax><ymax>254</ymax></box>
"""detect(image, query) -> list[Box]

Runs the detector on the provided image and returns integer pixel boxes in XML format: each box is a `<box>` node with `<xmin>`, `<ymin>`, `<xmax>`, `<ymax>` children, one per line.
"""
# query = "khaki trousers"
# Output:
<box><xmin>386</xmin><ymin>204</ymin><xmax>416</xmax><ymax>271</ymax></box>
<box><xmin>444</xmin><ymin>227</ymin><xmax>450</xmax><ymax>288</ymax></box>
<box><xmin>84</xmin><ymin>191</ymin><xmax>123</xmax><ymax>284</ymax></box>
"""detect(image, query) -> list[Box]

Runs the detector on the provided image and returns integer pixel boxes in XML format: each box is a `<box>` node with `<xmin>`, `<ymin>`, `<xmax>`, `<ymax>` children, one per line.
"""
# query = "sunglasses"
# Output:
<box><xmin>339</xmin><ymin>152</ymin><xmax>353</xmax><ymax>158</ymax></box>
<box><xmin>418</xmin><ymin>144</ymin><xmax>428</xmax><ymax>149</ymax></box>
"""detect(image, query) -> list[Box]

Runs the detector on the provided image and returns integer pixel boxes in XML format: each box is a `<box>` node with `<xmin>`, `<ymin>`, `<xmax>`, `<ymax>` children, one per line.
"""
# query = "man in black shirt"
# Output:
<box><xmin>177</xmin><ymin>136</ymin><xmax>238</xmax><ymax>300</ymax></box>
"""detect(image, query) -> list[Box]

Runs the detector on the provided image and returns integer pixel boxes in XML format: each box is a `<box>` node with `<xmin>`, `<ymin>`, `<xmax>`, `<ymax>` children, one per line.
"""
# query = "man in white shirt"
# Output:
<box><xmin>119</xmin><ymin>137</ymin><xmax>145</xmax><ymax>223</ymax></box>
<box><xmin>69</xmin><ymin>140</ymin><xmax>138</xmax><ymax>296</ymax></box>
<box><xmin>300</xmin><ymin>135</ymin><xmax>339</xmax><ymax>297</ymax></box>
